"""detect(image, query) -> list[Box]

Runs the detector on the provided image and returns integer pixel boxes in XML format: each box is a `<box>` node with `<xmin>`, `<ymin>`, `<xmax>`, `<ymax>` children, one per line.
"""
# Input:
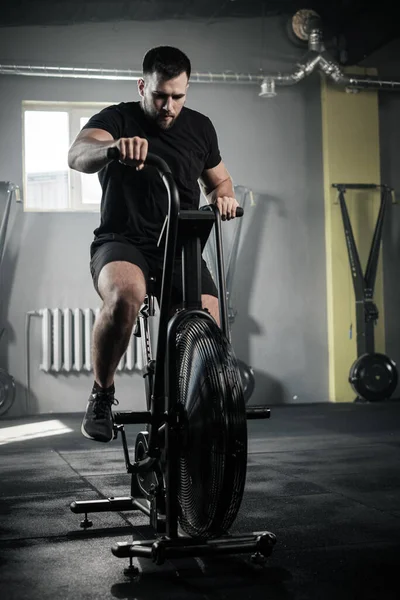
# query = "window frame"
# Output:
<box><xmin>22</xmin><ymin>101</ymin><xmax>112</xmax><ymax>213</ymax></box>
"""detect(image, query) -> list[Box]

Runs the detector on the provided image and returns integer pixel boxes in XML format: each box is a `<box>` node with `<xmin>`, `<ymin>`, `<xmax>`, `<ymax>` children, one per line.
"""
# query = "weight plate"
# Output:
<box><xmin>349</xmin><ymin>353</ymin><xmax>398</xmax><ymax>401</ymax></box>
<box><xmin>237</xmin><ymin>359</ymin><xmax>255</xmax><ymax>404</ymax></box>
<box><xmin>0</xmin><ymin>368</ymin><xmax>16</xmax><ymax>416</ymax></box>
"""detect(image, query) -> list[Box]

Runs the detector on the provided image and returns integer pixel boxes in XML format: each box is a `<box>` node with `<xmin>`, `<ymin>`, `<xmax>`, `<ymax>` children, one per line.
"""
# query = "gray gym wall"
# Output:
<box><xmin>3</xmin><ymin>14</ymin><xmax>394</xmax><ymax>416</ymax></box>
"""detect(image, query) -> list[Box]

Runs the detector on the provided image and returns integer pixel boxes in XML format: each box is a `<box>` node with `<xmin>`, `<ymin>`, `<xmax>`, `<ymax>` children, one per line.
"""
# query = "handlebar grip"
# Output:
<box><xmin>236</xmin><ymin>207</ymin><xmax>244</xmax><ymax>218</ymax></box>
<box><xmin>107</xmin><ymin>147</ymin><xmax>172</xmax><ymax>174</ymax></box>
<box><xmin>107</xmin><ymin>147</ymin><xmax>120</xmax><ymax>160</ymax></box>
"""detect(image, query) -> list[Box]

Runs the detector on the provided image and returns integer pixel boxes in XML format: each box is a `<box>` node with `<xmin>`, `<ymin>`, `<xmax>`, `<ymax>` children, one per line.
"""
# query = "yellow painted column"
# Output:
<box><xmin>321</xmin><ymin>69</ymin><xmax>385</xmax><ymax>402</ymax></box>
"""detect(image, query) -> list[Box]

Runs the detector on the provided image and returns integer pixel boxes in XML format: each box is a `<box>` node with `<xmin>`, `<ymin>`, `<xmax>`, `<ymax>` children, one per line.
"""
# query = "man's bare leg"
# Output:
<box><xmin>93</xmin><ymin>262</ymin><xmax>146</xmax><ymax>388</ymax></box>
<box><xmin>81</xmin><ymin>261</ymin><xmax>146</xmax><ymax>442</ymax></box>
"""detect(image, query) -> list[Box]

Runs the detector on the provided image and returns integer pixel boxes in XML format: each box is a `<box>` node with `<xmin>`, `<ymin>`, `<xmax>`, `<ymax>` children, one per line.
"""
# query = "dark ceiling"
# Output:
<box><xmin>0</xmin><ymin>0</ymin><xmax>398</xmax><ymax>65</ymax></box>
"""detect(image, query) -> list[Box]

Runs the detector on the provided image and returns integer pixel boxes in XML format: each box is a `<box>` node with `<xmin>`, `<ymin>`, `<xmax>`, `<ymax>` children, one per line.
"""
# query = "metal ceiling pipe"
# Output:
<box><xmin>317</xmin><ymin>49</ymin><xmax>400</xmax><ymax>92</ymax></box>
<box><xmin>317</xmin><ymin>52</ymin><xmax>344</xmax><ymax>82</ymax></box>
<box><xmin>344</xmin><ymin>77</ymin><xmax>400</xmax><ymax>92</ymax></box>
<box><xmin>2</xmin><ymin>57</ymin><xmax>400</xmax><ymax>93</ymax></box>
<box><xmin>0</xmin><ymin>65</ymin><xmax>144</xmax><ymax>80</ymax></box>
<box><xmin>258</xmin><ymin>17</ymin><xmax>325</xmax><ymax>97</ymax></box>
<box><xmin>273</xmin><ymin>51</ymin><xmax>322</xmax><ymax>85</ymax></box>
<box><xmin>0</xmin><ymin>64</ymin><xmax>264</xmax><ymax>84</ymax></box>
<box><xmin>318</xmin><ymin>58</ymin><xmax>400</xmax><ymax>92</ymax></box>
<box><xmin>1</xmin><ymin>19</ymin><xmax>400</xmax><ymax>95</ymax></box>
<box><xmin>305</xmin><ymin>18</ymin><xmax>324</xmax><ymax>53</ymax></box>
<box><xmin>259</xmin><ymin>49</ymin><xmax>322</xmax><ymax>97</ymax></box>
<box><xmin>260</xmin><ymin>9</ymin><xmax>400</xmax><ymax>97</ymax></box>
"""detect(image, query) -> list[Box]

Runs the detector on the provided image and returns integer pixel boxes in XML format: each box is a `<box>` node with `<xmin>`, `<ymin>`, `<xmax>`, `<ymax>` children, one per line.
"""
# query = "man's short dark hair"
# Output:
<box><xmin>142</xmin><ymin>46</ymin><xmax>191</xmax><ymax>80</ymax></box>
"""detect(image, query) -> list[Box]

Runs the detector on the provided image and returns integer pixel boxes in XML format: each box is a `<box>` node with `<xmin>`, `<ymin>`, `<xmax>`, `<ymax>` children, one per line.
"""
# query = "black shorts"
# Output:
<box><xmin>90</xmin><ymin>234</ymin><xmax>218</xmax><ymax>304</ymax></box>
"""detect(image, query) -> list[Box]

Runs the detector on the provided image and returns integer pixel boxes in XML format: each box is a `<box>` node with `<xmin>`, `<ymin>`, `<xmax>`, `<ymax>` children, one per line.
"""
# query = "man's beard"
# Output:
<box><xmin>142</xmin><ymin>99</ymin><xmax>177</xmax><ymax>130</ymax></box>
<box><xmin>157</xmin><ymin>115</ymin><xmax>175</xmax><ymax>130</ymax></box>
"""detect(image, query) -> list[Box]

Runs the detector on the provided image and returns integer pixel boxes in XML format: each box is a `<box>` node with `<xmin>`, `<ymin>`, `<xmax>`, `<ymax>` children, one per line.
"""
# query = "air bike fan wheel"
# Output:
<box><xmin>349</xmin><ymin>353</ymin><xmax>398</xmax><ymax>402</ymax></box>
<box><xmin>175</xmin><ymin>316</ymin><xmax>247</xmax><ymax>539</ymax></box>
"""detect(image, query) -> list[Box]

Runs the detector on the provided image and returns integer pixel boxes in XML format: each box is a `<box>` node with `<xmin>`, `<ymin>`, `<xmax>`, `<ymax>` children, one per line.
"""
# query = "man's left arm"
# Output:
<box><xmin>199</xmin><ymin>161</ymin><xmax>240</xmax><ymax>221</ymax></box>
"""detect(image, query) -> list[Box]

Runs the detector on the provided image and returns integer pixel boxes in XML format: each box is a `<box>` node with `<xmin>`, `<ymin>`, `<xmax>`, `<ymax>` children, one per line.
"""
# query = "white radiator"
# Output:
<box><xmin>39</xmin><ymin>308</ymin><xmax>143</xmax><ymax>373</ymax></box>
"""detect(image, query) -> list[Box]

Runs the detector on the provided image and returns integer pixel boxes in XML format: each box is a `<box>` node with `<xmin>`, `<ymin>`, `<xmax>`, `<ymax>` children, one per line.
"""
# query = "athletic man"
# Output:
<box><xmin>68</xmin><ymin>46</ymin><xmax>239</xmax><ymax>442</ymax></box>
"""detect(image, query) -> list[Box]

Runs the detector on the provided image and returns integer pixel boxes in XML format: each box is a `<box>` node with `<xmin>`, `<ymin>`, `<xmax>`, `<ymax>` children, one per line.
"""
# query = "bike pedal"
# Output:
<box><xmin>112</xmin><ymin>424</ymin><xmax>123</xmax><ymax>440</ymax></box>
<box><xmin>131</xmin><ymin>454</ymin><xmax>159</xmax><ymax>474</ymax></box>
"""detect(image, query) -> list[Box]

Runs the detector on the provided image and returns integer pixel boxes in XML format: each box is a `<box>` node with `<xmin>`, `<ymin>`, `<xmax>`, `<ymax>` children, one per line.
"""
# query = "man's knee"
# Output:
<box><xmin>202</xmin><ymin>294</ymin><xmax>220</xmax><ymax>325</ymax></box>
<box><xmin>98</xmin><ymin>262</ymin><xmax>147</xmax><ymax>321</ymax></box>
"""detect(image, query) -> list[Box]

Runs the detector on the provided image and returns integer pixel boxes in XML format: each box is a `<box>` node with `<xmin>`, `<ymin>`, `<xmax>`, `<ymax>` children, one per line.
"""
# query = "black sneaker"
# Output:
<box><xmin>81</xmin><ymin>389</ymin><xmax>119</xmax><ymax>442</ymax></box>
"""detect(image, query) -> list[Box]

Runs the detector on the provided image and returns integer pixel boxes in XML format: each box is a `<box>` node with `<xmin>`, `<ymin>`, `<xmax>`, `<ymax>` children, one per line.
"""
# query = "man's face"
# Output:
<box><xmin>138</xmin><ymin>71</ymin><xmax>189</xmax><ymax>130</ymax></box>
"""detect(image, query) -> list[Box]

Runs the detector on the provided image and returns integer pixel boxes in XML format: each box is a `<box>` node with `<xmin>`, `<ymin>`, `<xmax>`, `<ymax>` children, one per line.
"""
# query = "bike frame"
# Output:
<box><xmin>142</xmin><ymin>161</ymin><xmax>231</xmax><ymax>446</ymax></box>
<box><xmin>135</xmin><ymin>155</ymin><xmax>233</xmax><ymax>537</ymax></box>
<box><xmin>71</xmin><ymin>153</ymin><xmax>275</xmax><ymax>568</ymax></box>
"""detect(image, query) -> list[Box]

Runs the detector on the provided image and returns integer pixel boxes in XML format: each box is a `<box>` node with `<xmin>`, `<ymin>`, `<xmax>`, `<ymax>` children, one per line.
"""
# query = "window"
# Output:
<box><xmin>22</xmin><ymin>101</ymin><xmax>112</xmax><ymax>212</ymax></box>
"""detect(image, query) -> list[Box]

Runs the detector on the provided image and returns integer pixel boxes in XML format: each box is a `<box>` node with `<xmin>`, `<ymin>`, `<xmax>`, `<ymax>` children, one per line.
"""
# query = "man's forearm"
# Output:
<box><xmin>206</xmin><ymin>177</ymin><xmax>235</xmax><ymax>204</ymax></box>
<box><xmin>68</xmin><ymin>139</ymin><xmax>116</xmax><ymax>174</ymax></box>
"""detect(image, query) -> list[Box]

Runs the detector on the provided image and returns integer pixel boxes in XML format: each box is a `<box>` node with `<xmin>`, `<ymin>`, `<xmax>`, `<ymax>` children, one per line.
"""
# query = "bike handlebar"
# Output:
<box><xmin>106</xmin><ymin>146</ymin><xmax>244</xmax><ymax>218</ymax></box>
<box><xmin>107</xmin><ymin>147</ymin><xmax>172</xmax><ymax>175</ymax></box>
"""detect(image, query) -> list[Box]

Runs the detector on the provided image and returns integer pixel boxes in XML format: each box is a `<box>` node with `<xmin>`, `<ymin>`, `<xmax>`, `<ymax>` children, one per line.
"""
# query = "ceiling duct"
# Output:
<box><xmin>1</xmin><ymin>8</ymin><xmax>400</xmax><ymax>96</ymax></box>
<box><xmin>259</xmin><ymin>8</ymin><xmax>400</xmax><ymax>98</ymax></box>
<box><xmin>0</xmin><ymin>64</ymin><xmax>263</xmax><ymax>84</ymax></box>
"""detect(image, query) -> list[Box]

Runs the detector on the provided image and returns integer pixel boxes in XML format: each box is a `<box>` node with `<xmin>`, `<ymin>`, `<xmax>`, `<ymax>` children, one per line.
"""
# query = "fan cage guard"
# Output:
<box><xmin>175</xmin><ymin>316</ymin><xmax>247</xmax><ymax>539</ymax></box>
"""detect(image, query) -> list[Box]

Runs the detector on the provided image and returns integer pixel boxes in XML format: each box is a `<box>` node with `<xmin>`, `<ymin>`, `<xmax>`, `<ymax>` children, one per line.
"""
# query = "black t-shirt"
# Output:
<box><xmin>83</xmin><ymin>101</ymin><xmax>221</xmax><ymax>252</ymax></box>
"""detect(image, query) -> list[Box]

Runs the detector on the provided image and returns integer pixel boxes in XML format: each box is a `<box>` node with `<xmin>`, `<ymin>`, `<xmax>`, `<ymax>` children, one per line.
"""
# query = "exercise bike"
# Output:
<box><xmin>70</xmin><ymin>152</ymin><xmax>276</xmax><ymax>574</ymax></box>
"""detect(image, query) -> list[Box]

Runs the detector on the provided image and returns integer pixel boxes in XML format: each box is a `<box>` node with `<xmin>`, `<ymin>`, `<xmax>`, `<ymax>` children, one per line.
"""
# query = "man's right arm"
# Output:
<box><xmin>68</xmin><ymin>128</ymin><xmax>149</xmax><ymax>173</ymax></box>
<box><xmin>68</xmin><ymin>128</ymin><xmax>117</xmax><ymax>173</ymax></box>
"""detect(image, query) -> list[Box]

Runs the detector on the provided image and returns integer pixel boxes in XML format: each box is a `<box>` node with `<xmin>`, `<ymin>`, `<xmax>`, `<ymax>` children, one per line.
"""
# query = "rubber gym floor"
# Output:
<box><xmin>1</xmin><ymin>401</ymin><xmax>399</xmax><ymax>600</ymax></box>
